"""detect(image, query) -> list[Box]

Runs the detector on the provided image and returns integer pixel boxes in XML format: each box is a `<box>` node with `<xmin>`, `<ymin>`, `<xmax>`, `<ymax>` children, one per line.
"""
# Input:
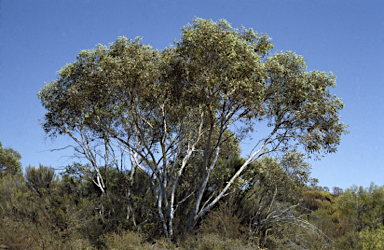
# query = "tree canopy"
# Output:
<box><xmin>0</xmin><ymin>141</ymin><xmax>22</xmax><ymax>178</ymax></box>
<box><xmin>38</xmin><ymin>18</ymin><xmax>347</xmax><ymax>238</ymax></box>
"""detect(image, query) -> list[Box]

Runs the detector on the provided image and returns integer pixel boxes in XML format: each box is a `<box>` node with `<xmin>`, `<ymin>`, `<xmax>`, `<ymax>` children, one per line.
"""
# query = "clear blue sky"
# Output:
<box><xmin>1</xmin><ymin>0</ymin><xmax>383</xmax><ymax>190</ymax></box>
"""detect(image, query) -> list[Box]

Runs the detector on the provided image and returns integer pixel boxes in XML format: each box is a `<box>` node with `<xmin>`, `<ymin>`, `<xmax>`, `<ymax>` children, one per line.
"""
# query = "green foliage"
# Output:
<box><xmin>0</xmin><ymin>173</ymin><xmax>55</xmax><ymax>248</ymax></box>
<box><xmin>216</xmin><ymin>151</ymin><xmax>329</xmax><ymax>249</ymax></box>
<box><xmin>38</xmin><ymin>17</ymin><xmax>347</xmax><ymax>238</ymax></box>
<box><xmin>0</xmin><ymin>141</ymin><xmax>22</xmax><ymax>178</ymax></box>
<box><xmin>25</xmin><ymin>164</ymin><xmax>56</xmax><ymax>196</ymax></box>
<box><xmin>8</xmin><ymin>160</ymin><xmax>384</xmax><ymax>248</ymax></box>
<box><xmin>199</xmin><ymin>202</ymin><xmax>246</xmax><ymax>240</ymax></box>
<box><xmin>358</xmin><ymin>224</ymin><xmax>384</xmax><ymax>250</ymax></box>
<box><xmin>1</xmin><ymin>162</ymin><xmax>99</xmax><ymax>249</ymax></box>
<box><xmin>300</xmin><ymin>183</ymin><xmax>384</xmax><ymax>249</ymax></box>
<box><xmin>302</xmin><ymin>189</ymin><xmax>334</xmax><ymax>211</ymax></box>
<box><xmin>182</xmin><ymin>234</ymin><xmax>260</xmax><ymax>250</ymax></box>
<box><xmin>100</xmin><ymin>230</ymin><xmax>146</xmax><ymax>249</ymax></box>
<box><xmin>336</xmin><ymin>183</ymin><xmax>384</xmax><ymax>232</ymax></box>
<box><xmin>0</xmin><ymin>172</ymin><xmax>27</xmax><ymax>218</ymax></box>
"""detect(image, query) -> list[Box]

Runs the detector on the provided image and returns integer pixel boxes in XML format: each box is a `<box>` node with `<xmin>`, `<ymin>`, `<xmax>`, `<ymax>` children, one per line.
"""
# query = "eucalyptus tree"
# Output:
<box><xmin>39</xmin><ymin>18</ymin><xmax>347</xmax><ymax>238</ymax></box>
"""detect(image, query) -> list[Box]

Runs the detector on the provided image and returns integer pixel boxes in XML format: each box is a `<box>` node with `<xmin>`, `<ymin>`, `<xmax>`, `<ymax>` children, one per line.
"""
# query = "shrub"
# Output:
<box><xmin>100</xmin><ymin>230</ymin><xmax>149</xmax><ymax>250</ymax></box>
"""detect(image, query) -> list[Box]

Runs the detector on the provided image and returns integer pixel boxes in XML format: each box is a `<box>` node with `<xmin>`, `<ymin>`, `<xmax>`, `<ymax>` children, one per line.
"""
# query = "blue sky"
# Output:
<box><xmin>1</xmin><ymin>0</ymin><xmax>383</xmax><ymax>189</ymax></box>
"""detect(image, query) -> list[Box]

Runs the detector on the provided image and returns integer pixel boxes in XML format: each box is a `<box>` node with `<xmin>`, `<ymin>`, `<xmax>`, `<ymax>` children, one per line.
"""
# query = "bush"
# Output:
<box><xmin>100</xmin><ymin>230</ymin><xmax>150</xmax><ymax>250</ymax></box>
<box><xmin>181</xmin><ymin>233</ymin><xmax>260</xmax><ymax>250</ymax></box>
<box><xmin>358</xmin><ymin>225</ymin><xmax>384</xmax><ymax>250</ymax></box>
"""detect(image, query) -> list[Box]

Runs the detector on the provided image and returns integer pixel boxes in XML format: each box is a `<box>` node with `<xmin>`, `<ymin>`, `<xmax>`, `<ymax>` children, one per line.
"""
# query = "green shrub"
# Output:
<box><xmin>180</xmin><ymin>233</ymin><xmax>259</xmax><ymax>250</ymax></box>
<box><xmin>100</xmin><ymin>230</ymin><xmax>149</xmax><ymax>250</ymax></box>
<box><xmin>358</xmin><ymin>225</ymin><xmax>384</xmax><ymax>250</ymax></box>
